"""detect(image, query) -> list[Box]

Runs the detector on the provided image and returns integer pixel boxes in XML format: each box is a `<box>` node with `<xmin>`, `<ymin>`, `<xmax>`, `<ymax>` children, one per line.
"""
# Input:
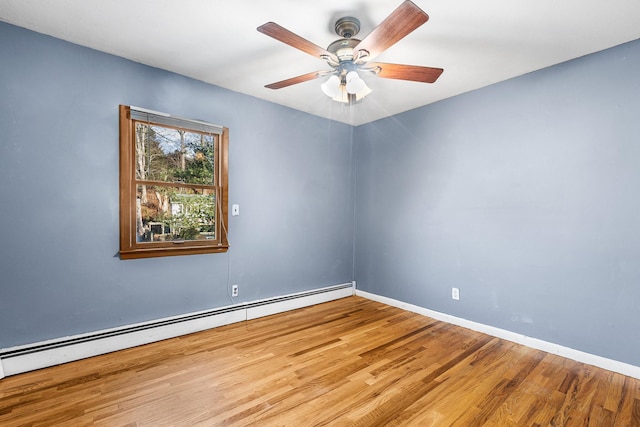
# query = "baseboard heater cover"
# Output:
<box><xmin>0</xmin><ymin>282</ymin><xmax>354</xmax><ymax>378</ymax></box>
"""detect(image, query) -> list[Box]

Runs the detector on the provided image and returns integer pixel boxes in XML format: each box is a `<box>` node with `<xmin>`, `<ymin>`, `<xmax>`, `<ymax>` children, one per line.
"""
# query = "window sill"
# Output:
<box><xmin>119</xmin><ymin>244</ymin><xmax>229</xmax><ymax>260</ymax></box>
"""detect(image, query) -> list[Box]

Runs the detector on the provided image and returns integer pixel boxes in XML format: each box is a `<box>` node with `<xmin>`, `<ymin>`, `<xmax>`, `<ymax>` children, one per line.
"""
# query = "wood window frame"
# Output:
<box><xmin>119</xmin><ymin>105</ymin><xmax>229</xmax><ymax>259</ymax></box>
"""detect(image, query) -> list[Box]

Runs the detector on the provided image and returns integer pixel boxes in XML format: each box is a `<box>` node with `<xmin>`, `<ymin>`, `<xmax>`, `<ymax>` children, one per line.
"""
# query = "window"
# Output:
<box><xmin>119</xmin><ymin>105</ymin><xmax>229</xmax><ymax>259</ymax></box>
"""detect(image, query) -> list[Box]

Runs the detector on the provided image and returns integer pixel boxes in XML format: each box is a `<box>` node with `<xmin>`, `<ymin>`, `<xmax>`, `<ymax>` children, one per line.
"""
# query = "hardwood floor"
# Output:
<box><xmin>1</xmin><ymin>296</ymin><xmax>639</xmax><ymax>426</ymax></box>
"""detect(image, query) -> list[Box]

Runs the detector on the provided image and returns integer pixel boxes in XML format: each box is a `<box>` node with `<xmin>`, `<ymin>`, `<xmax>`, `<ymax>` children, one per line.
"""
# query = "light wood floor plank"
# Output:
<box><xmin>1</xmin><ymin>296</ymin><xmax>640</xmax><ymax>426</ymax></box>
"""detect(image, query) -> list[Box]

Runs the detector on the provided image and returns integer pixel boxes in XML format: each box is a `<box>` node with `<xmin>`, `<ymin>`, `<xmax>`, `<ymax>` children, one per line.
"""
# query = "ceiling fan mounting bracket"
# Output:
<box><xmin>334</xmin><ymin>16</ymin><xmax>361</xmax><ymax>38</ymax></box>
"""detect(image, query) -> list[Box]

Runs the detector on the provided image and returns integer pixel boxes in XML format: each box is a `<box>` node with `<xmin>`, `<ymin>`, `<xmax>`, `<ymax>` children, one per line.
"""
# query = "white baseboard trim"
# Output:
<box><xmin>356</xmin><ymin>290</ymin><xmax>640</xmax><ymax>380</ymax></box>
<box><xmin>0</xmin><ymin>283</ymin><xmax>354</xmax><ymax>378</ymax></box>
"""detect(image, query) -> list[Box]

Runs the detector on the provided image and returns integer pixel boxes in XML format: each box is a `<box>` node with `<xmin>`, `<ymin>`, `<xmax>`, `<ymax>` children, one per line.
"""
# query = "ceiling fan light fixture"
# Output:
<box><xmin>321</xmin><ymin>75</ymin><xmax>341</xmax><ymax>98</ymax></box>
<box><xmin>330</xmin><ymin>76</ymin><xmax>371</xmax><ymax>104</ymax></box>
<box><xmin>345</xmin><ymin>71</ymin><xmax>371</xmax><ymax>101</ymax></box>
<box><xmin>345</xmin><ymin>71</ymin><xmax>364</xmax><ymax>94</ymax></box>
<box><xmin>332</xmin><ymin>84</ymin><xmax>350</xmax><ymax>103</ymax></box>
<box><xmin>354</xmin><ymin>80</ymin><xmax>372</xmax><ymax>100</ymax></box>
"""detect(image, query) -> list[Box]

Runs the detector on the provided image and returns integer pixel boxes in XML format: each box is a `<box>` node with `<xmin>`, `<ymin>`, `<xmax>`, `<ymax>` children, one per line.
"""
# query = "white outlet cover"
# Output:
<box><xmin>232</xmin><ymin>204</ymin><xmax>239</xmax><ymax>216</ymax></box>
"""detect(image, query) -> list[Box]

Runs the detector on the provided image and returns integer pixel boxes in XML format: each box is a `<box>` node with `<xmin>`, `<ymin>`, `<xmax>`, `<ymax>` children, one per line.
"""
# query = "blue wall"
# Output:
<box><xmin>0</xmin><ymin>22</ymin><xmax>354</xmax><ymax>348</ymax></box>
<box><xmin>354</xmin><ymin>39</ymin><xmax>640</xmax><ymax>365</ymax></box>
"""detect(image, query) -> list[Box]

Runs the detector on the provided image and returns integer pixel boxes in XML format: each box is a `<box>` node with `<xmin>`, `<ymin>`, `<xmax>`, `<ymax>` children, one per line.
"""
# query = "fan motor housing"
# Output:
<box><xmin>327</xmin><ymin>38</ymin><xmax>361</xmax><ymax>62</ymax></box>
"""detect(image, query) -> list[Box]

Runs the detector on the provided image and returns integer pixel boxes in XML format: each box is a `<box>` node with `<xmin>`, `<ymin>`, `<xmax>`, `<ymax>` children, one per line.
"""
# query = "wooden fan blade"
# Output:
<box><xmin>257</xmin><ymin>22</ymin><xmax>338</xmax><ymax>63</ymax></box>
<box><xmin>368</xmin><ymin>62</ymin><xmax>443</xmax><ymax>83</ymax></box>
<box><xmin>354</xmin><ymin>1</ymin><xmax>429</xmax><ymax>61</ymax></box>
<box><xmin>265</xmin><ymin>71</ymin><xmax>327</xmax><ymax>89</ymax></box>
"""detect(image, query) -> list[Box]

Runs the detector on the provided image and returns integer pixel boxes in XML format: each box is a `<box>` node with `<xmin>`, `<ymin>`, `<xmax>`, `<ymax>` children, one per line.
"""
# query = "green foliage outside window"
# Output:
<box><xmin>135</xmin><ymin>123</ymin><xmax>217</xmax><ymax>242</ymax></box>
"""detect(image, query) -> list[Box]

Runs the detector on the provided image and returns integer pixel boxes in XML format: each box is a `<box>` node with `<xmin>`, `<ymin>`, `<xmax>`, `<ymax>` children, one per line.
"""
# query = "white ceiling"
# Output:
<box><xmin>1</xmin><ymin>0</ymin><xmax>640</xmax><ymax>125</ymax></box>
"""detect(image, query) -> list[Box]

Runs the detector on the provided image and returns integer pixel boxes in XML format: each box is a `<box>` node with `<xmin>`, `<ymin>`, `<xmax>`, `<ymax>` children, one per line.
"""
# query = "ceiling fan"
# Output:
<box><xmin>257</xmin><ymin>0</ymin><xmax>443</xmax><ymax>104</ymax></box>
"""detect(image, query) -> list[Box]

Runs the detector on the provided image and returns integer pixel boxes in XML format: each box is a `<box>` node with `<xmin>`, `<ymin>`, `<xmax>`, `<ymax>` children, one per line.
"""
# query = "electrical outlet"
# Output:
<box><xmin>232</xmin><ymin>284</ymin><xmax>239</xmax><ymax>297</ymax></box>
<box><xmin>451</xmin><ymin>287</ymin><xmax>460</xmax><ymax>301</ymax></box>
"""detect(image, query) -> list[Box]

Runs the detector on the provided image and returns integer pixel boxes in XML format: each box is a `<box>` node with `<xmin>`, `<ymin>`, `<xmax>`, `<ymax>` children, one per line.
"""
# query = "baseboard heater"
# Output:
<box><xmin>0</xmin><ymin>282</ymin><xmax>354</xmax><ymax>378</ymax></box>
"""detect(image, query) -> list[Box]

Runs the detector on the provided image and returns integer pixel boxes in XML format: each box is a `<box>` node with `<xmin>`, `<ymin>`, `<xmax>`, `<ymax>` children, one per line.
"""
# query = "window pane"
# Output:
<box><xmin>136</xmin><ymin>185</ymin><xmax>216</xmax><ymax>242</ymax></box>
<box><xmin>135</xmin><ymin>123</ymin><xmax>215</xmax><ymax>185</ymax></box>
